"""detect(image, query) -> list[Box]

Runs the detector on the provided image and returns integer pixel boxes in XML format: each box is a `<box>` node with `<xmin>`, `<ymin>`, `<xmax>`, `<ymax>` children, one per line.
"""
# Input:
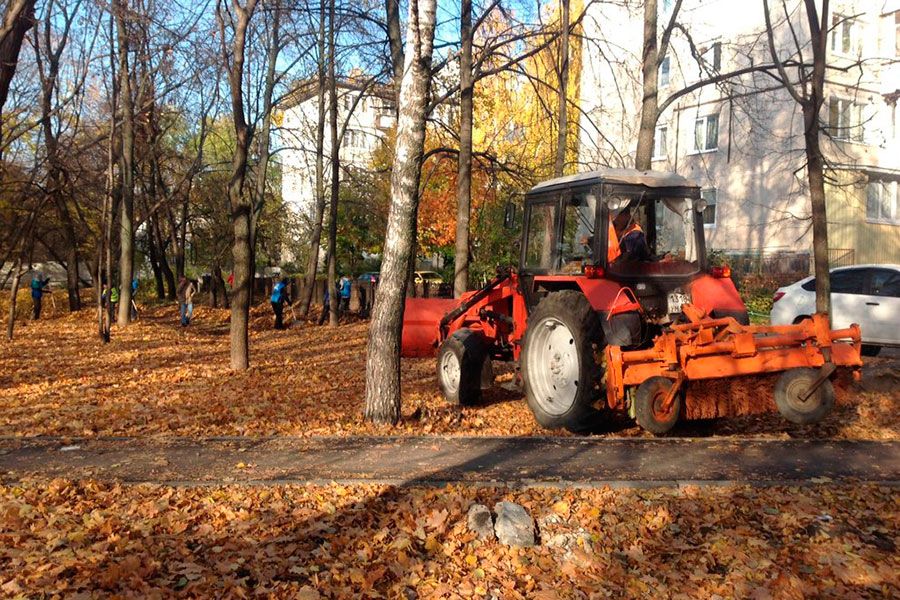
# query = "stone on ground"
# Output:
<box><xmin>466</xmin><ymin>503</ymin><xmax>494</xmax><ymax>540</ymax></box>
<box><xmin>493</xmin><ymin>501</ymin><xmax>535</xmax><ymax>547</ymax></box>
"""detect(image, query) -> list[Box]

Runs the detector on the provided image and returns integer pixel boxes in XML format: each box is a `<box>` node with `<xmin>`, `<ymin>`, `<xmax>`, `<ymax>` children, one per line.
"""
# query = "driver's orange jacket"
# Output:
<box><xmin>607</xmin><ymin>221</ymin><xmax>644</xmax><ymax>262</ymax></box>
<box><xmin>607</xmin><ymin>220</ymin><xmax>621</xmax><ymax>263</ymax></box>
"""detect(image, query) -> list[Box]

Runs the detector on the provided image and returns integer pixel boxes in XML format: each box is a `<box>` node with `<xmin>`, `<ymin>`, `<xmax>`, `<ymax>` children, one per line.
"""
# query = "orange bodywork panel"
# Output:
<box><xmin>401</xmin><ymin>298</ymin><xmax>460</xmax><ymax>357</ymax></box>
<box><xmin>605</xmin><ymin>307</ymin><xmax>862</xmax><ymax>411</ymax></box>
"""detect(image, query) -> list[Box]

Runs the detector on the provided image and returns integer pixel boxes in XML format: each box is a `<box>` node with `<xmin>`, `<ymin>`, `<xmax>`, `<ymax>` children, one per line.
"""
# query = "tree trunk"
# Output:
<box><xmin>802</xmin><ymin>0</ymin><xmax>831</xmax><ymax>316</ymax></box>
<box><xmin>634</xmin><ymin>0</ymin><xmax>659</xmax><ymax>170</ymax></box>
<box><xmin>453</xmin><ymin>0</ymin><xmax>473</xmax><ymax>298</ymax></box>
<box><xmin>153</xmin><ymin>217</ymin><xmax>177</xmax><ymax>299</ymax></box>
<box><xmin>0</xmin><ymin>0</ymin><xmax>35</xmax><ymax>125</ymax></box>
<box><xmin>146</xmin><ymin>213</ymin><xmax>165</xmax><ymax>299</ymax></box>
<box><xmin>326</xmin><ymin>0</ymin><xmax>340</xmax><ymax>327</ymax></box>
<box><xmin>115</xmin><ymin>0</ymin><xmax>135</xmax><ymax>327</ymax></box>
<box><xmin>298</xmin><ymin>0</ymin><xmax>328</xmax><ymax>319</ymax></box>
<box><xmin>554</xmin><ymin>0</ymin><xmax>570</xmax><ymax>177</ymax></box>
<box><xmin>385</xmin><ymin>0</ymin><xmax>404</xmax><ymax>103</ymax></box>
<box><xmin>364</xmin><ymin>0</ymin><xmax>437</xmax><ymax>424</ymax></box>
<box><xmin>99</xmin><ymin>11</ymin><xmax>116</xmax><ymax>344</ymax></box>
<box><xmin>211</xmin><ymin>263</ymin><xmax>230</xmax><ymax>308</ymax></box>
<box><xmin>6</xmin><ymin>254</ymin><xmax>23</xmax><ymax>340</ymax></box>
<box><xmin>805</xmin><ymin>115</ymin><xmax>831</xmax><ymax>315</ymax></box>
<box><xmin>165</xmin><ymin>203</ymin><xmax>187</xmax><ymax>283</ymax></box>
<box><xmin>220</xmin><ymin>0</ymin><xmax>259</xmax><ymax>370</ymax></box>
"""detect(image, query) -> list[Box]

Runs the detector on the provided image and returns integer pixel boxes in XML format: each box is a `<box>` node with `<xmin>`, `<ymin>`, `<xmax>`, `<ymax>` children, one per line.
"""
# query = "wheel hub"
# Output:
<box><xmin>526</xmin><ymin>317</ymin><xmax>579</xmax><ymax>416</ymax></box>
<box><xmin>440</xmin><ymin>352</ymin><xmax>461</xmax><ymax>394</ymax></box>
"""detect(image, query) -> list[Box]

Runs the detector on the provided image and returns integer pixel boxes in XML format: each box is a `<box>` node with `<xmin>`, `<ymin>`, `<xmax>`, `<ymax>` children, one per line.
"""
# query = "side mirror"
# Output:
<box><xmin>503</xmin><ymin>201</ymin><xmax>517</xmax><ymax>229</ymax></box>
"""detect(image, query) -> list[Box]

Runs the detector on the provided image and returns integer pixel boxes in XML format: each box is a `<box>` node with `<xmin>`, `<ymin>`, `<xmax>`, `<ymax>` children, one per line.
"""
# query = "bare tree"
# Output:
<box><xmin>297</xmin><ymin>0</ymin><xmax>328</xmax><ymax>319</ymax></box>
<box><xmin>763</xmin><ymin>0</ymin><xmax>831</xmax><ymax>314</ymax></box>
<box><xmin>325</xmin><ymin>0</ymin><xmax>339</xmax><ymax>326</ymax></box>
<box><xmin>634</xmin><ymin>0</ymin><xmax>681</xmax><ymax>170</ymax></box>
<box><xmin>364</xmin><ymin>0</ymin><xmax>437</xmax><ymax>424</ymax></box>
<box><xmin>114</xmin><ymin>0</ymin><xmax>136</xmax><ymax>327</ymax></box>
<box><xmin>34</xmin><ymin>0</ymin><xmax>86</xmax><ymax>312</ymax></box>
<box><xmin>218</xmin><ymin>0</ymin><xmax>260</xmax><ymax>370</ymax></box>
<box><xmin>453</xmin><ymin>0</ymin><xmax>473</xmax><ymax>298</ymax></box>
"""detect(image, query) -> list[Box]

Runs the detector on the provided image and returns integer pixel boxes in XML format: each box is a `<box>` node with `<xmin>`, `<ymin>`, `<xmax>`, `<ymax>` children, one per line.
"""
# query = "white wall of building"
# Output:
<box><xmin>279</xmin><ymin>83</ymin><xmax>395</xmax><ymax>220</ymax></box>
<box><xmin>578</xmin><ymin>0</ymin><xmax>900</xmax><ymax>257</ymax></box>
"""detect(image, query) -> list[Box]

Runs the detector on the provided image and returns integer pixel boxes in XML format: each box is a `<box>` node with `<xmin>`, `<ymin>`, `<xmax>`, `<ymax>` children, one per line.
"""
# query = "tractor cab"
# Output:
<box><xmin>519</xmin><ymin>168</ymin><xmax>742</xmax><ymax>324</ymax></box>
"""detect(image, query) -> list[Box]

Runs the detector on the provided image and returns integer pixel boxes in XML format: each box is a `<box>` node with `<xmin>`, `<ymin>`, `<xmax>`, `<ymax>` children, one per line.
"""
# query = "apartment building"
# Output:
<box><xmin>578</xmin><ymin>0</ymin><xmax>900</xmax><ymax>265</ymax></box>
<box><xmin>279</xmin><ymin>79</ymin><xmax>396</xmax><ymax>219</ymax></box>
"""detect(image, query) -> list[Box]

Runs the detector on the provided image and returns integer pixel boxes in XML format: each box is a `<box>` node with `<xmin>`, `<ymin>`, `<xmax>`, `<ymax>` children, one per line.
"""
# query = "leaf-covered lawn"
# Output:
<box><xmin>0</xmin><ymin>304</ymin><xmax>896</xmax><ymax>438</ymax></box>
<box><xmin>0</xmin><ymin>478</ymin><xmax>896</xmax><ymax>598</ymax></box>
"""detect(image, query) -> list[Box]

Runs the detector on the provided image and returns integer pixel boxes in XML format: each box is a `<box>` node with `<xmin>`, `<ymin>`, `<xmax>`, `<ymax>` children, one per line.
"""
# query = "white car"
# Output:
<box><xmin>770</xmin><ymin>264</ymin><xmax>900</xmax><ymax>356</ymax></box>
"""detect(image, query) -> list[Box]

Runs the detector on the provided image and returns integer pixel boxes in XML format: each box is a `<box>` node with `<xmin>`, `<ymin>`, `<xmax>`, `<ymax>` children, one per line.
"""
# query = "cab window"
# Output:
<box><xmin>559</xmin><ymin>193</ymin><xmax>597</xmax><ymax>272</ymax></box>
<box><xmin>524</xmin><ymin>201</ymin><xmax>557</xmax><ymax>269</ymax></box>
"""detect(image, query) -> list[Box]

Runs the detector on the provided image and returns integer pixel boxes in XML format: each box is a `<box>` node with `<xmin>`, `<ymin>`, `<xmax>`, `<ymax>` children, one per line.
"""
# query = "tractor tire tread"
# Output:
<box><xmin>437</xmin><ymin>328</ymin><xmax>488</xmax><ymax>406</ymax></box>
<box><xmin>521</xmin><ymin>290</ymin><xmax>604</xmax><ymax>432</ymax></box>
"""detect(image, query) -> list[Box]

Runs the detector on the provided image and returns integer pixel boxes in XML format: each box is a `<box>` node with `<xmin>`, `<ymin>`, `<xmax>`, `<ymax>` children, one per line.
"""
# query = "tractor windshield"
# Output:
<box><xmin>606</xmin><ymin>194</ymin><xmax>701</xmax><ymax>276</ymax></box>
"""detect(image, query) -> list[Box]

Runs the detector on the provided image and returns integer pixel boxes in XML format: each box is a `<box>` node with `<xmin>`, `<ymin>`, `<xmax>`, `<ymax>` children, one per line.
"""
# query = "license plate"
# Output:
<box><xmin>667</xmin><ymin>291</ymin><xmax>691</xmax><ymax>314</ymax></box>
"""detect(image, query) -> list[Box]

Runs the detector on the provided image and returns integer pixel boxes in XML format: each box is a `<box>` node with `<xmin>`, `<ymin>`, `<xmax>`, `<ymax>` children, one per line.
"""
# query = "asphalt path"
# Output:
<box><xmin>1</xmin><ymin>436</ymin><xmax>897</xmax><ymax>486</ymax></box>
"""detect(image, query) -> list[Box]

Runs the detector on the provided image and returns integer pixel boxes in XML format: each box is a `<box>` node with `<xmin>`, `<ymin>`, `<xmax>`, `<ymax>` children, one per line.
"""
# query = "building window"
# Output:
<box><xmin>343</xmin><ymin>129</ymin><xmax>362</xmax><ymax>149</ymax></box>
<box><xmin>831</xmin><ymin>14</ymin><xmax>860</xmax><ymax>56</ymax></box>
<box><xmin>701</xmin><ymin>41</ymin><xmax>722</xmax><ymax>72</ymax></box>
<box><xmin>894</xmin><ymin>10</ymin><xmax>900</xmax><ymax>57</ymax></box>
<box><xmin>653</xmin><ymin>125</ymin><xmax>667</xmax><ymax>159</ymax></box>
<box><xmin>659</xmin><ymin>56</ymin><xmax>670</xmax><ymax>87</ymax></box>
<box><xmin>700</xmin><ymin>188</ymin><xmax>717</xmax><ymax>226</ymax></box>
<box><xmin>693</xmin><ymin>114</ymin><xmax>719</xmax><ymax>152</ymax></box>
<box><xmin>866</xmin><ymin>179</ymin><xmax>899</xmax><ymax>224</ymax></box>
<box><xmin>828</xmin><ymin>97</ymin><xmax>865</xmax><ymax>142</ymax></box>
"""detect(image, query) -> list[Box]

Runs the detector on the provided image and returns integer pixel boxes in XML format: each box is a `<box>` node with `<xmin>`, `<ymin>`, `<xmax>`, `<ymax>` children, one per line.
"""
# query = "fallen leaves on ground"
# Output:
<box><xmin>0</xmin><ymin>303</ymin><xmax>896</xmax><ymax>439</ymax></box>
<box><xmin>0</xmin><ymin>478</ymin><xmax>896</xmax><ymax>598</ymax></box>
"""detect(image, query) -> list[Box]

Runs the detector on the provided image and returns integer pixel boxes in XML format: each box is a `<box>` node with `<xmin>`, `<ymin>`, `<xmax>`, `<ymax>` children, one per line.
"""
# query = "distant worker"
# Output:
<box><xmin>177</xmin><ymin>276</ymin><xmax>196</xmax><ymax>327</ymax></box>
<box><xmin>338</xmin><ymin>275</ymin><xmax>352</xmax><ymax>315</ymax></box>
<box><xmin>130</xmin><ymin>277</ymin><xmax>139</xmax><ymax>320</ymax></box>
<box><xmin>109</xmin><ymin>284</ymin><xmax>120</xmax><ymax>320</ymax></box>
<box><xmin>30</xmin><ymin>273</ymin><xmax>51</xmax><ymax>320</ymax></box>
<box><xmin>270</xmin><ymin>277</ymin><xmax>292</xmax><ymax>330</ymax></box>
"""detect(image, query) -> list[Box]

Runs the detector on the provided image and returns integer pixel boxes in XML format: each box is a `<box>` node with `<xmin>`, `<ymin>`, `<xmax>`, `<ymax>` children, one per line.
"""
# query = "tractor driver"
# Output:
<box><xmin>610</xmin><ymin>209</ymin><xmax>653</xmax><ymax>262</ymax></box>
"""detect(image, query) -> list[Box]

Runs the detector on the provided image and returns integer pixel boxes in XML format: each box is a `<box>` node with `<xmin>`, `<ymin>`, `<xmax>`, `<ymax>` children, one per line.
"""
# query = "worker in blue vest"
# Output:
<box><xmin>270</xmin><ymin>277</ymin><xmax>292</xmax><ymax>330</ymax></box>
<box><xmin>30</xmin><ymin>273</ymin><xmax>51</xmax><ymax>320</ymax></box>
<box><xmin>338</xmin><ymin>275</ymin><xmax>352</xmax><ymax>316</ymax></box>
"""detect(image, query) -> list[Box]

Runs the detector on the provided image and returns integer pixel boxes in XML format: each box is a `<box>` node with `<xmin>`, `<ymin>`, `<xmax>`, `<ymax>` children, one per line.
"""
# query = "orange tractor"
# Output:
<box><xmin>401</xmin><ymin>169</ymin><xmax>862</xmax><ymax>434</ymax></box>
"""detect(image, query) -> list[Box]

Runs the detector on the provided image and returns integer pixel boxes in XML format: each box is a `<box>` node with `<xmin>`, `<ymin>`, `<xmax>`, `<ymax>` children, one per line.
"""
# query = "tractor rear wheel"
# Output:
<box><xmin>774</xmin><ymin>368</ymin><xmax>834</xmax><ymax>424</ymax></box>
<box><xmin>521</xmin><ymin>291</ymin><xmax>604</xmax><ymax>432</ymax></box>
<box><xmin>437</xmin><ymin>328</ymin><xmax>488</xmax><ymax>406</ymax></box>
<box><xmin>634</xmin><ymin>376</ymin><xmax>681</xmax><ymax>435</ymax></box>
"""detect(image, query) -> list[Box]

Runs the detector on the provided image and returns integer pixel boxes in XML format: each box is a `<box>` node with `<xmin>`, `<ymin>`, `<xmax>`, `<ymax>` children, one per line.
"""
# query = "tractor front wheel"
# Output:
<box><xmin>634</xmin><ymin>376</ymin><xmax>681</xmax><ymax>435</ymax></box>
<box><xmin>437</xmin><ymin>328</ymin><xmax>488</xmax><ymax>406</ymax></box>
<box><xmin>521</xmin><ymin>291</ymin><xmax>604</xmax><ymax>432</ymax></box>
<box><xmin>774</xmin><ymin>368</ymin><xmax>834</xmax><ymax>424</ymax></box>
